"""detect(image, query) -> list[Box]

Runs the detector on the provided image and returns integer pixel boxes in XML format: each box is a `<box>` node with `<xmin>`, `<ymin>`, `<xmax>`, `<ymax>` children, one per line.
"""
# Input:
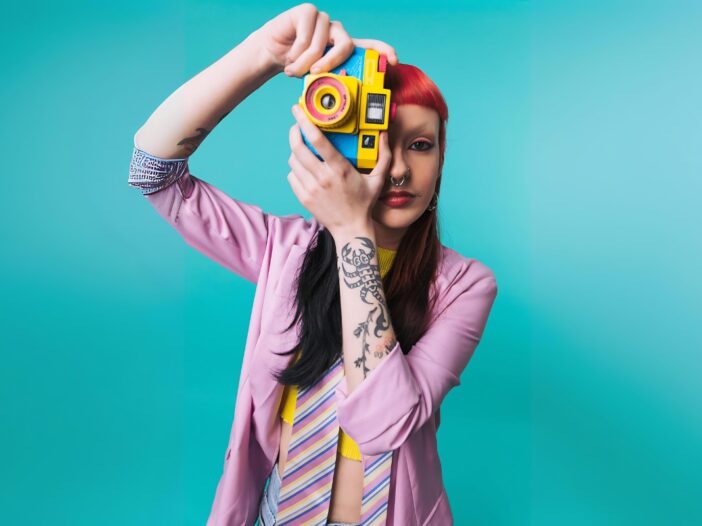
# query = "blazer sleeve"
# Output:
<box><xmin>334</xmin><ymin>259</ymin><xmax>498</xmax><ymax>456</ymax></box>
<box><xmin>127</xmin><ymin>142</ymin><xmax>271</xmax><ymax>284</ymax></box>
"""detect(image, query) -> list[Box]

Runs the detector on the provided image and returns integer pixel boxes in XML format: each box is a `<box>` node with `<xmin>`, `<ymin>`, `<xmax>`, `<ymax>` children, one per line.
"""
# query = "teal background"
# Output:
<box><xmin>1</xmin><ymin>0</ymin><xmax>700</xmax><ymax>524</ymax></box>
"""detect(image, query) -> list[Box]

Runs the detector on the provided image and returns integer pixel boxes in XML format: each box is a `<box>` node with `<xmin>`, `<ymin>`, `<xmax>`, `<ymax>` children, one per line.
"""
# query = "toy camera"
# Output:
<box><xmin>297</xmin><ymin>46</ymin><xmax>396</xmax><ymax>172</ymax></box>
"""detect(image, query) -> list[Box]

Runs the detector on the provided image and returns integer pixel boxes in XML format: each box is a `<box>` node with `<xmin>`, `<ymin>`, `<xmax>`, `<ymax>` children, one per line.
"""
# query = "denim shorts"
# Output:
<box><xmin>257</xmin><ymin>460</ymin><xmax>360</xmax><ymax>526</ymax></box>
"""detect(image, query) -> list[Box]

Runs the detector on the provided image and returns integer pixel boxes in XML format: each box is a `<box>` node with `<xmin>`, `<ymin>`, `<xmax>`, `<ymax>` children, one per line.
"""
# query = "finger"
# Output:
<box><xmin>369</xmin><ymin>132</ymin><xmax>392</xmax><ymax>178</ymax></box>
<box><xmin>351</xmin><ymin>38</ymin><xmax>399</xmax><ymax>65</ymax></box>
<box><xmin>287</xmin><ymin>171</ymin><xmax>310</xmax><ymax>205</ymax></box>
<box><xmin>288</xmin><ymin>149</ymin><xmax>315</xmax><ymax>192</ymax></box>
<box><xmin>291</xmin><ymin>105</ymin><xmax>354</xmax><ymax>175</ymax></box>
<box><xmin>289</xmin><ymin>123</ymin><xmax>324</xmax><ymax>183</ymax></box>
<box><xmin>286</xmin><ymin>11</ymin><xmax>330</xmax><ymax>77</ymax></box>
<box><xmin>288</xmin><ymin>148</ymin><xmax>318</xmax><ymax>192</ymax></box>
<box><xmin>308</xmin><ymin>20</ymin><xmax>354</xmax><ymax>74</ymax></box>
<box><xmin>285</xmin><ymin>10</ymin><xmax>317</xmax><ymax>75</ymax></box>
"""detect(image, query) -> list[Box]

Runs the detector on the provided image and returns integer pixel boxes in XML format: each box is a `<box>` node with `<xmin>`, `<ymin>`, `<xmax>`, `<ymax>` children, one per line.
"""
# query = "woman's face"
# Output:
<box><xmin>371</xmin><ymin>104</ymin><xmax>441</xmax><ymax>250</ymax></box>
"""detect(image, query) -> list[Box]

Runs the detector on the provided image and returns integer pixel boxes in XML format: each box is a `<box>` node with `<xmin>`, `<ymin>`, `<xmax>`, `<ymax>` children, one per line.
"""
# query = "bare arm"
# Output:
<box><xmin>333</xmin><ymin>224</ymin><xmax>398</xmax><ymax>393</ymax></box>
<box><xmin>133</xmin><ymin>1</ymin><xmax>399</xmax><ymax>160</ymax></box>
<box><xmin>333</xmin><ymin>233</ymin><xmax>498</xmax><ymax>454</ymax></box>
<box><xmin>134</xmin><ymin>29</ymin><xmax>281</xmax><ymax>159</ymax></box>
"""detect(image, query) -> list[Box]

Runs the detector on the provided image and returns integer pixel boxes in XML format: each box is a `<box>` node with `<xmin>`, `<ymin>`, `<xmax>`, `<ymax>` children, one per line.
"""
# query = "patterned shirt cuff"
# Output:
<box><xmin>128</xmin><ymin>146</ymin><xmax>189</xmax><ymax>195</ymax></box>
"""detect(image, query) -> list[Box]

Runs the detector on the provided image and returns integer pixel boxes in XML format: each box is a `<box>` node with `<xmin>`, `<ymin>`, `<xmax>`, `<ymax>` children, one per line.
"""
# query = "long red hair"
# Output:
<box><xmin>382</xmin><ymin>63</ymin><xmax>450</xmax><ymax>349</ymax></box>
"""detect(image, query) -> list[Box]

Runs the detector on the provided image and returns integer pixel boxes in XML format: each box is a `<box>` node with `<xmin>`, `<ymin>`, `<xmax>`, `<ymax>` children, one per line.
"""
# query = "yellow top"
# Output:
<box><xmin>279</xmin><ymin>244</ymin><xmax>397</xmax><ymax>461</ymax></box>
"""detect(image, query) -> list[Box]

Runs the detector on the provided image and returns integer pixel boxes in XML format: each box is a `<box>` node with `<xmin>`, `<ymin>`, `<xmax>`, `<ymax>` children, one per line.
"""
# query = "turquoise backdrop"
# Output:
<box><xmin>1</xmin><ymin>0</ymin><xmax>700</xmax><ymax>524</ymax></box>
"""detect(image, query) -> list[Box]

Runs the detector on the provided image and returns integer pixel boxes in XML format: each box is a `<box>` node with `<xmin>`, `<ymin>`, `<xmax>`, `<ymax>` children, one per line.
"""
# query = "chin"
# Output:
<box><xmin>372</xmin><ymin>206</ymin><xmax>418</xmax><ymax>229</ymax></box>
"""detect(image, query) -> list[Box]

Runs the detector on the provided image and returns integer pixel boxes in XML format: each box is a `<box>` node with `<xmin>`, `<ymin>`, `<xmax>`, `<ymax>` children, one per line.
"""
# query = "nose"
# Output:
<box><xmin>387</xmin><ymin>144</ymin><xmax>409</xmax><ymax>181</ymax></box>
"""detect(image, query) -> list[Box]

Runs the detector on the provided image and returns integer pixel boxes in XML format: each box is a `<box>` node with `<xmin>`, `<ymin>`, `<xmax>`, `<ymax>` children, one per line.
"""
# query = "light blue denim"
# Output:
<box><xmin>256</xmin><ymin>460</ymin><xmax>361</xmax><ymax>526</ymax></box>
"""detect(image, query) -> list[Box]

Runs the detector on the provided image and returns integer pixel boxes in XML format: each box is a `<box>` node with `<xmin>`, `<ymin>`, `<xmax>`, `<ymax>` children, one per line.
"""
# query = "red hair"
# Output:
<box><xmin>382</xmin><ymin>62</ymin><xmax>450</xmax><ymax>349</ymax></box>
<box><xmin>385</xmin><ymin>63</ymin><xmax>450</xmax><ymax>176</ymax></box>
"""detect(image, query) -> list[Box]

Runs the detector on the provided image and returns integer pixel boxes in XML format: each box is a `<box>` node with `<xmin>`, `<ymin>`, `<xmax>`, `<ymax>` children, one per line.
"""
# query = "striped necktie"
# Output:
<box><xmin>275</xmin><ymin>356</ymin><xmax>393</xmax><ymax>525</ymax></box>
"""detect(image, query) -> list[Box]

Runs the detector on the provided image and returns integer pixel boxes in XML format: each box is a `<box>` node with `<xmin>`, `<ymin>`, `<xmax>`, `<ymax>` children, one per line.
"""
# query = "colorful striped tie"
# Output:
<box><xmin>275</xmin><ymin>357</ymin><xmax>393</xmax><ymax>526</ymax></box>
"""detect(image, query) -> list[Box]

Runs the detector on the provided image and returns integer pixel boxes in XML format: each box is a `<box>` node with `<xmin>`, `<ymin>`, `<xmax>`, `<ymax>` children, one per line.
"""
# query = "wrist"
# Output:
<box><xmin>330</xmin><ymin>220</ymin><xmax>376</xmax><ymax>248</ymax></box>
<box><xmin>242</xmin><ymin>28</ymin><xmax>284</xmax><ymax>79</ymax></box>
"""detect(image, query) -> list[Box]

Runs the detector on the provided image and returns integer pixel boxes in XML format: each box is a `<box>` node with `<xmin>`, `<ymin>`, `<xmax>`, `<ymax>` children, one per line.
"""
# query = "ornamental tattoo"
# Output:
<box><xmin>340</xmin><ymin>236</ymin><xmax>396</xmax><ymax>378</ymax></box>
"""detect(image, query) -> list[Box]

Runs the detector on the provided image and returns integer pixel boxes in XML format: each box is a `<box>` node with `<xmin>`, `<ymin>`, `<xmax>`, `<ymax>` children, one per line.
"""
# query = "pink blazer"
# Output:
<box><xmin>133</xmin><ymin>156</ymin><xmax>498</xmax><ymax>525</ymax></box>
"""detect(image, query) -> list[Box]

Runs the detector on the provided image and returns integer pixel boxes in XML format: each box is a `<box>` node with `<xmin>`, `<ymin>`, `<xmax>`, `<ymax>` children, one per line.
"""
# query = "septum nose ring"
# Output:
<box><xmin>390</xmin><ymin>169</ymin><xmax>410</xmax><ymax>187</ymax></box>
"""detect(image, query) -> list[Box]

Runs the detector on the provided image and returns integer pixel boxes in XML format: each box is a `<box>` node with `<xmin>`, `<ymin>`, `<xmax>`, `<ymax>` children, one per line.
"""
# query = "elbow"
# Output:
<box><xmin>350</xmin><ymin>400</ymin><xmax>425</xmax><ymax>456</ymax></box>
<box><xmin>333</xmin><ymin>341</ymin><xmax>442</xmax><ymax>456</ymax></box>
<box><xmin>335</xmin><ymin>369</ymin><xmax>458</xmax><ymax>455</ymax></box>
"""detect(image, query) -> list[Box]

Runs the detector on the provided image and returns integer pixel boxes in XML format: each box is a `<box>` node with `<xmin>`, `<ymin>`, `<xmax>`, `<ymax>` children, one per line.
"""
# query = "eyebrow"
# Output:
<box><xmin>399</xmin><ymin>124</ymin><xmax>437</xmax><ymax>138</ymax></box>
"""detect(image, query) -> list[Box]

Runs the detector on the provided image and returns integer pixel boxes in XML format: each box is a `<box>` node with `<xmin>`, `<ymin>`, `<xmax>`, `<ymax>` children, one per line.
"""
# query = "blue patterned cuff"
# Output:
<box><xmin>128</xmin><ymin>146</ymin><xmax>189</xmax><ymax>195</ymax></box>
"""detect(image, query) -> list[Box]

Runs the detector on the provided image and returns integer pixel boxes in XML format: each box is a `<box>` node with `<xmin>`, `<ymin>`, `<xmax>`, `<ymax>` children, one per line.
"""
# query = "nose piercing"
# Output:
<box><xmin>390</xmin><ymin>169</ymin><xmax>410</xmax><ymax>187</ymax></box>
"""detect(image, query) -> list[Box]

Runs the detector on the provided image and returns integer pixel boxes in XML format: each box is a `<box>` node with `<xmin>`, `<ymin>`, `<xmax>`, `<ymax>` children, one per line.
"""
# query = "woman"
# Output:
<box><xmin>128</xmin><ymin>4</ymin><xmax>498</xmax><ymax>525</ymax></box>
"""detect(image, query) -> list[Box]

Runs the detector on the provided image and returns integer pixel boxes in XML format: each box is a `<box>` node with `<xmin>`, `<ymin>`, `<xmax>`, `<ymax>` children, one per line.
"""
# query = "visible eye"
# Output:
<box><xmin>410</xmin><ymin>140</ymin><xmax>433</xmax><ymax>151</ymax></box>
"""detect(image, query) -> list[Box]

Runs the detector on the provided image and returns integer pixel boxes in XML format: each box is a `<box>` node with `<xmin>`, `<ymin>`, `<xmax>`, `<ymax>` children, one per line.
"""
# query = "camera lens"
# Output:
<box><xmin>321</xmin><ymin>93</ymin><xmax>336</xmax><ymax>109</ymax></box>
<box><xmin>303</xmin><ymin>76</ymin><xmax>351</xmax><ymax>127</ymax></box>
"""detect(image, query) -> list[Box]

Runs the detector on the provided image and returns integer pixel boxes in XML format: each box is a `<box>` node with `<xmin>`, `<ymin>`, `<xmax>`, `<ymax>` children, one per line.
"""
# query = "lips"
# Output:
<box><xmin>380</xmin><ymin>192</ymin><xmax>415</xmax><ymax>208</ymax></box>
<box><xmin>381</xmin><ymin>191</ymin><xmax>415</xmax><ymax>199</ymax></box>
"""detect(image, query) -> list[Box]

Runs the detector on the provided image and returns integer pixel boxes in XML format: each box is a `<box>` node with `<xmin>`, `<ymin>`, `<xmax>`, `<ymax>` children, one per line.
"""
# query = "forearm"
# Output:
<box><xmin>134</xmin><ymin>28</ymin><xmax>281</xmax><ymax>159</ymax></box>
<box><xmin>333</xmin><ymin>224</ymin><xmax>398</xmax><ymax>393</ymax></box>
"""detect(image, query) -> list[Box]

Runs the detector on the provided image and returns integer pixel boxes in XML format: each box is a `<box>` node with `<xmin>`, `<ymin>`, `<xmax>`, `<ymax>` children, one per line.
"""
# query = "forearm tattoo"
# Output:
<box><xmin>339</xmin><ymin>236</ymin><xmax>397</xmax><ymax>377</ymax></box>
<box><xmin>176</xmin><ymin>111</ymin><xmax>231</xmax><ymax>156</ymax></box>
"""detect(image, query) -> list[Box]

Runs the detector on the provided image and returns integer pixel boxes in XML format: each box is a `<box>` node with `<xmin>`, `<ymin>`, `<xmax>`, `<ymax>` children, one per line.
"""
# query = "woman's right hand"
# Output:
<box><xmin>256</xmin><ymin>2</ymin><xmax>398</xmax><ymax>78</ymax></box>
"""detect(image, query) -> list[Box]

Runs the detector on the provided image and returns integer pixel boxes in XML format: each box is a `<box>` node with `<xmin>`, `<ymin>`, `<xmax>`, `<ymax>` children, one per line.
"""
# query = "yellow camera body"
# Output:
<box><xmin>297</xmin><ymin>47</ymin><xmax>395</xmax><ymax>171</ymax></box>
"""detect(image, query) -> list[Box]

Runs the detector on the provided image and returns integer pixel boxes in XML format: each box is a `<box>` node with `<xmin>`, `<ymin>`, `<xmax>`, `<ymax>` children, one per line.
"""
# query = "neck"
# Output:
<box><xmin>372</xmin><ymin>219</ymin><xmax>406</xmax><ymax>251</ymax></box>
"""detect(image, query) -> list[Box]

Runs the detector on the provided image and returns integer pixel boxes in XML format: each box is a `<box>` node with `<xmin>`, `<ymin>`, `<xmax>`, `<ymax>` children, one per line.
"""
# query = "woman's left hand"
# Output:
<box><xmin>287</xmin><ymin>103</ymin><xmax>391</xmax><ymax>237</ymax></box>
